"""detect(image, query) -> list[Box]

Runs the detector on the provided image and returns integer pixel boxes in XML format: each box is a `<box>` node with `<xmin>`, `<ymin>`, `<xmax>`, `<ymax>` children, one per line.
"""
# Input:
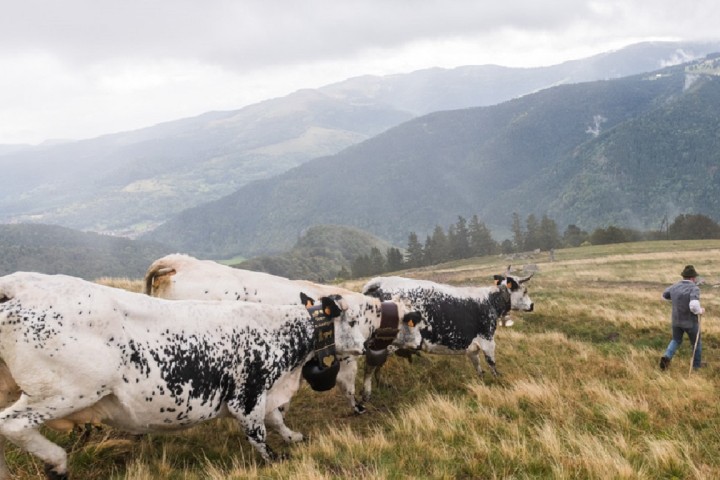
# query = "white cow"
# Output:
<box><xmin>144</xmin><ymin>254</ymin><xmax>422</xmax><ymax>413</ymax></box>
<box><xmin>0</xmin><ymin>272</ymin><xmax>368</xmax><ymax>479</ymax></box>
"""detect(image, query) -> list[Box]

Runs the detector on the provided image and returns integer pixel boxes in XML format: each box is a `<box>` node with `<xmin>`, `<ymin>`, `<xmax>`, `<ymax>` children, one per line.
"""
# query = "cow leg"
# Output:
<box><xmin>0</xmin><ymin>393</ymin><xmax>73</xmax><ymax>479</ymax></box>
<box><xmin>0</xmin><ymin>362</ymin><xmax>19</xmax><ymax>479</ymax></box>
<box><xmin>0</xmin><ymin>437</ymin><xmax>9</xmax><ymax>480</ymax></box>
<box><xmin>477</xmin><ymin>337</ymin><xmax>499</xmax><ymax>376</ymax></box>
<box><xmin>228</xmin><ymin>394</ymin><xmax>275</xmax><ymax>462</ymax></box>
<box><xmin>265</xmin><ymin>407</ymin><xmax>303</xmax><ymax>443</ymax></box>
<box><xmin>467</xmin><ymin>337</ymin><xmax>499</xmax><ymax>377</ymax></box>
<box><xmin>467</xmin><ymin>349</ymin><xmax>484</xmax><ymax>376</ymax></box>
<box><xmin>336</xmin><ymin>357</ymin><xmax>365</xmax><ymax>414</ymax></box>
<box><xmin>361</xmin><ymin>363</ymin><xmax>376</xmax><ymax>403</ymax></box>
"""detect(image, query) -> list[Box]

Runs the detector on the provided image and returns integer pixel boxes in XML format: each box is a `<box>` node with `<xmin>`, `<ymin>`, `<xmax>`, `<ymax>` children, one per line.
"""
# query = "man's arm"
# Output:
<box><xmin>662</xmin><ymin>287</ymin><xmax>672</xmax><ymax>301</ymax></box>
<box><xmin>690</xmin><ymin>286</ymin><xmax>705</xmax><ymax>315</ymax></box>
<box><xmin>690</xmin><ymin>299</ymin><xmax>705</xmax><ymax>315</ymax></box>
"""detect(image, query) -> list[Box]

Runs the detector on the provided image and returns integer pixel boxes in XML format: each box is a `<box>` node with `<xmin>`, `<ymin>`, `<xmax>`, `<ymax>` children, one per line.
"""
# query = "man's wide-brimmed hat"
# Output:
<box><xmin>681</xmin><ymin>265</ymin><xmax>699</xmax><ymax>278</ymax></box>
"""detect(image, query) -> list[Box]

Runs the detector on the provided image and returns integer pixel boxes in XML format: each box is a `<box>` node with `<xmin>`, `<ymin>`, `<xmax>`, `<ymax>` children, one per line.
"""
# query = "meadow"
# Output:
<box><xmin>4</xmin><ymin>240</ymin><xmax>720</xmax><ymax>479</ymax></box>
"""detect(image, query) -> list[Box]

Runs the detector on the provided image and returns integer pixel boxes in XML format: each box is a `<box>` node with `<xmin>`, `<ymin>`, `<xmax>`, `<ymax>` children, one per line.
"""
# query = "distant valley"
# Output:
<box><xmin>2</xmin><ymin>41</ymin><xmax>718</xmax><ymax>238</ymax></box>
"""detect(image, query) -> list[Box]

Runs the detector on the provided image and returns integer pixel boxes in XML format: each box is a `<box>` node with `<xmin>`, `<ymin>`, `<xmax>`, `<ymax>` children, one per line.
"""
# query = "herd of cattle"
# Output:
<box><xmin>0</xmin><ymin>253</ymin><xmax>534</xmax><ymax>479</ymax></box>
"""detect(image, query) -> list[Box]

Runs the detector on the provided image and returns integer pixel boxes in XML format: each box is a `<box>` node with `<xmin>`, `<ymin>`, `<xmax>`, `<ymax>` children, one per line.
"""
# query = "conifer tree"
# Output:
<box><xmin>449</xmin><ymin>216</ymin><xmax>471</xmax><ymax>260</ymax></box>
<box><xmin>386</xmin><ymin>247</ymin><xmax>404</xmax><ymax>272</ymax></box>
<box><xmin>511</xmin><ymin>212</ymin><xmax>524</xmax><ymax>253</ymax></box>
<box><xmin>468</xmin><ymin>214</ymin><xmax>498</xmax><ymax>256</ymax></box>
<box><xmin>405</xmin><ymin>232</ymin><xmax>424</xmax><ymax>268</ymax></box>
<box><xmin>427</xmin><ymin>225</ymin><xmax>449</xmax><ymax>264</ymax></box>
<box><xmin>524</xmin><ymin>214</ymin><xmax>540</xmax><ymax>251</ymax></box>
<box><xmin>369</xmin><ymin>247</ymin><xmax>386</xmax><ymax>274</ymax></box>
<box><xmin>538</xmin><ymin>214</ymin><xmax>561</xmax><ymax>250</ymax></box>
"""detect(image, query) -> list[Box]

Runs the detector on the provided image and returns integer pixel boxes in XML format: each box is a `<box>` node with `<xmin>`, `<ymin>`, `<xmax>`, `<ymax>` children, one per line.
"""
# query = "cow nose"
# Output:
<box><xmin>528</xmin><ymin>303</ymin><xmax>534</xmax><ymax>312</ymax></box>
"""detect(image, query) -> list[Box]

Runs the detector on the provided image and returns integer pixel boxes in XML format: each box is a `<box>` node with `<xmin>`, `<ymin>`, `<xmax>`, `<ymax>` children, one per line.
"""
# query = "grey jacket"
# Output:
<box><xmin>663</xmin><ymin>280</ymin><xmax>701</xmax><ymax>328</ymax></box>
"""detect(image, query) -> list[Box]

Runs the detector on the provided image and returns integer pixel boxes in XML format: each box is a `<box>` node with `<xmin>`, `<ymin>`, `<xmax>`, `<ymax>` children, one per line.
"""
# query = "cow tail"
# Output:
<box><xmin>143</xmin><ymin>265</ymin><xmax>175</xmax><ymax>296</ymax></box>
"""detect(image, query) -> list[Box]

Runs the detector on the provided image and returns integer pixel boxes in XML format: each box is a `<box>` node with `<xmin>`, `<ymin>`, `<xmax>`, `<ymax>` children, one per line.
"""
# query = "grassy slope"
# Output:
<box><xmin>5</xmin><ymin>240</ymin><xmax>720</xmax><ymax>479</ymax></box>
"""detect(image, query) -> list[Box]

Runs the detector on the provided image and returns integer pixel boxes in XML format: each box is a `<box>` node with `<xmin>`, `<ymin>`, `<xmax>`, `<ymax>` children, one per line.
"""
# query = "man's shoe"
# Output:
<box><xmin>659</xmin><ymin>356</ymin><xmax>671</xmax><ymax>370</ymax></box>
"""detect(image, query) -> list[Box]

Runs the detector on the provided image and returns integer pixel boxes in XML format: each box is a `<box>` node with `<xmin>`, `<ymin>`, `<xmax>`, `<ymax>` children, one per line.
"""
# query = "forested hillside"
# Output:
<box><xmin>0</xmin><ymin>224</ymin><xmax>172</xmax><ymax>279</ymax></box>
<box><xmin>237</xmin><ymin>224</ymin><xmax>395</xmax><ymax>281</ymax></box>
<box><xmin>145</xmin><ymin>60</ymin><xmax>720</xmax><ymax>259</ymax></box>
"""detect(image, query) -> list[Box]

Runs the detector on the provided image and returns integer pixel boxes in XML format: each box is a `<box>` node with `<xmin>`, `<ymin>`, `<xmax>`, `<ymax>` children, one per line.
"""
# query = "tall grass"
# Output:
<box><xmin>5</xmin><ymin>240</ymin><xmax>720</xmax><ymax>478</ymax></box>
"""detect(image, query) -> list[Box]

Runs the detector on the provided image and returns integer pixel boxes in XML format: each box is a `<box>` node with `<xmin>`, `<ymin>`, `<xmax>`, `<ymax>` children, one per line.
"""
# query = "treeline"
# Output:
<box><xmin>345</xmin><ymin>213</ymin><xmax>720</xmax><ymax>279</ymax></box>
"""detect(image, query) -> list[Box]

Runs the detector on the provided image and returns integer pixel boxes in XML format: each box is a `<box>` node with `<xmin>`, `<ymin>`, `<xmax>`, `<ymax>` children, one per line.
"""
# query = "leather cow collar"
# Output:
<box><xmin>364</xmin><ymin>301</ymin><xmax>402</xmax><ymax>367</ymax></box>
<box><xmin>302</xmin><ymin>301</ymin><xmax>341</xmax><ymax>391</ymax></box>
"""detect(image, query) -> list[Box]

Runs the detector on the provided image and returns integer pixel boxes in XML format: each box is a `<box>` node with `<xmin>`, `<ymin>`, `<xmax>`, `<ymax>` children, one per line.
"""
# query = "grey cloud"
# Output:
<box><xmin>1</xmin><ymin>0</ymin><xmax>597</xmax><ymax>70</ymax></box>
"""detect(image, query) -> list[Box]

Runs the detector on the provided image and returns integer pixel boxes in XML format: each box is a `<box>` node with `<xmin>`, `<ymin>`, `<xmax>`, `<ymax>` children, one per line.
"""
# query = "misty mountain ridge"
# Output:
<box><xmin>3</xmin><ymin>40</ymin><xmax>719</xmax><ymax>238</ymax></box>
<box><xmin>142</xmin><ymin>56</ymin><xmax>720</xmax><ymax>259</ymax></box>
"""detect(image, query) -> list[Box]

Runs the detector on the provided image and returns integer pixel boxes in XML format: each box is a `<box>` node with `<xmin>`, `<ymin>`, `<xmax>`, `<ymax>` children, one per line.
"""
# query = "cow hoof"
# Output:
<box><xmin>354</xmin><ymin>403</ymin><xmax>367</xmax><ymax>415</ymax></box>
<box><xmin>361</xmin><ymin>393</ymin><xmax>371</xmax><ymax>403</ymax></box>
<box><xmin>286</xmin><ymin>432</ymin><xmax>304</xmax><ymax>443</ymax></box>
<box><xmin>44</xmin><ymin>464</ymin><xmax>68</xmax><ymax>480</ymax></box>
<box><xmin>262</xmin><ymin>448</ymin><xmax>280</xmax><ymax>463</ymax></box>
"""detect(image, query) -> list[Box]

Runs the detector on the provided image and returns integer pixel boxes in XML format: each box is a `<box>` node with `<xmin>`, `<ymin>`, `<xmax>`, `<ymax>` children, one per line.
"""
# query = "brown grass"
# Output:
<box><xmin>4</xmin><ymin>240</ymin><xmax>720</xmax><ymax>478</ymax></box>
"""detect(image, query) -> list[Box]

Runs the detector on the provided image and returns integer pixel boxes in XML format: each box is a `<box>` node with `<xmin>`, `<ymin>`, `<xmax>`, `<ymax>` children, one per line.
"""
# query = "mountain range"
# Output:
<box><xmin>142</xmin><ymin>55</ymin><xmax>720</xmax><ymax>258</ymax></box>
<box><xmin>2</xmin><ymin>41</ymin><xmax>719</xmax><ymax>238</ymax></box>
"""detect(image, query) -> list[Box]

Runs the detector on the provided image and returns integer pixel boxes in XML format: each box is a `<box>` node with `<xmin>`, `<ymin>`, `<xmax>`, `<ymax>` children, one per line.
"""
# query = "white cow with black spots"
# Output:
<box><xmin>0</xmin><ymin>272</ymin><xmax>371</xmax><ymax>479</ymax></box>
<box><xmin>361</xmin><ymin>273</ymin><xmax>534</xmax><ymax>397</ymax></box>
<box><xmin>144</xmin><ymin>254</ymin><xmax>422</xmax><ymax>414</ymax></box>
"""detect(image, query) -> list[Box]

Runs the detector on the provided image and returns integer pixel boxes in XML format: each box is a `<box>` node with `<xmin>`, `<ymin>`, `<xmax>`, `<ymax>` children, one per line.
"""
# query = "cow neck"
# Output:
<box><xmin>307</xmin><ymin>305</ymin><xmax>337</xmax><ymax>368</ymax></box>
<box><xmin>368</xmin><ymin>301</ymin><xmax>400</xmax><ymax>350</ymax></box>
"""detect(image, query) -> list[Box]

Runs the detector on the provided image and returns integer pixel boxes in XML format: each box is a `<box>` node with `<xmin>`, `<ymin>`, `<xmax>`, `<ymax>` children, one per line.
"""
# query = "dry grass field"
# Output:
<box><xmin>5</xmin><ymin>240</ymin><xmax>720</xmax><ymax>479</ymax></box>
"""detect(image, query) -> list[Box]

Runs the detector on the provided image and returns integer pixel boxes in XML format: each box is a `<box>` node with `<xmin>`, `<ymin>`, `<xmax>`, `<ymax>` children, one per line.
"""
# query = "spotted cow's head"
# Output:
<box><xmin>302</xmin><ymin>293</ymin><xmax>367</xmax><ymax>356</ymax></box>
<box><xmin>392</xmin><ymin>299</ymin><xmax>425</xmax><ymax>351</ymax></box>
<box><xmin>494</xmin><ymin>273</ymin><xmax>534</xmax><ymax>312</ymax></box>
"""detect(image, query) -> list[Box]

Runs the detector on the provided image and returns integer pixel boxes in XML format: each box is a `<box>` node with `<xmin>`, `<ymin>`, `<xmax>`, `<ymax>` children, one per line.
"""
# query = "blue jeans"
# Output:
<box><xmin>664</xmin><ymin>324</ymin><xmax>702</xmax><ymax>368</ymax></box>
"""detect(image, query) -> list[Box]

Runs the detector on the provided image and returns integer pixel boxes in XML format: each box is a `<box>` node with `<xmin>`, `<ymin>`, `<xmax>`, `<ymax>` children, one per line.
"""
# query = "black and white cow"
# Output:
<box><xmin>0</xmin><ymin>272</ymin><xmax>369</xmax><ymax>479</ymax></box>
<box><xmin>361</xmin><ymin>274</ymin><xmax>534</xmax><ymax>396</ymax></box>
<box><xmin>144</xmin><ymin>254</ymin><xmax>422</xmax><ymax>414</ymax></box>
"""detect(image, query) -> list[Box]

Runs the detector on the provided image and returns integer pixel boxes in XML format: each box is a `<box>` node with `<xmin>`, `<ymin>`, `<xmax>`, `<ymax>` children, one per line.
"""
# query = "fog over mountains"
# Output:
<box><xmin>3</xmin><ymin>41</ymin><xmax>718</xmax><ymax>238</ymax></box>
<box><xmin>144</xmin><ymin>55</ymin><xmax>720</xmax><ymax>258</ymax></box>
<box><xmin>3</xmin><ymin>41</ymin><xmax>720</xmax><ymax>266</ymax></box>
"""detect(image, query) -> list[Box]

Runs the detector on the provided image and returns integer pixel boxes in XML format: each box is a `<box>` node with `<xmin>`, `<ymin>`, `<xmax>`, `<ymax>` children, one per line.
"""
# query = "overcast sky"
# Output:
<box><xmin>2</xmin><ymin>0</ymin><xmax>719</xmax><ymax>145</ymax></box>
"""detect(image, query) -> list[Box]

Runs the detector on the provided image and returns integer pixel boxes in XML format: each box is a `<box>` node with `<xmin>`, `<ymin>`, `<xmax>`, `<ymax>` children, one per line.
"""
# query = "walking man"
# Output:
<box><xmin>660</xmin><ymin>265</ymin><xmax>706</xmax><ymax>370</ymax></box>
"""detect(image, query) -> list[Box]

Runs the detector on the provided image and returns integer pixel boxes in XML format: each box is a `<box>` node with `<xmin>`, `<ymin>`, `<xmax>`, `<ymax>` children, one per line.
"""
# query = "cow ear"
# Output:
<box><xmin>493</xmin><ymin>274</ymin><xmax>505</xmax><ymax>285</ymax></box>
<box><xmin>300</xmin><ymin>292</ymin><xmax>315</xmax><ymax>308</ymax></box>
<box><xmin>505</xmin><ymin>278</ymin><xmax>518</xmax><ymax>291</ymax></box>
<box><xmin>402</xmin><ymin>311</ymin><xmax>422</xmax><ymax>328</ymax></box>
<box><xmin>320</xmin><ymin>296</ymin><xmax>343</xmax><ymax>318</ymax></box>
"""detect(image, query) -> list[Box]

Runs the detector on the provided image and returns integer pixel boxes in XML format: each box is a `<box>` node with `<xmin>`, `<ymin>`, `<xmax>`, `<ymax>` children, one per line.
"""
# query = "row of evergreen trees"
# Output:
<box><xmin>345</xmin><ymin>213</ymin><xmax>720</xmax><ymax>279</ymax></box>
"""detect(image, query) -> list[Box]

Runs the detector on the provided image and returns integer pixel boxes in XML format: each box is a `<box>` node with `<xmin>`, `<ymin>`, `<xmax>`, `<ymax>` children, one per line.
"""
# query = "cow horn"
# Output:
<box><xmin>505</xmin><ymin>265</ymin><xmax>512</xmax><ymax>276</ymax></box>
<box><xmin>519</xmin><ymin>272</ymin><xmax>534</xmax><ymax>283</ymax></box>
